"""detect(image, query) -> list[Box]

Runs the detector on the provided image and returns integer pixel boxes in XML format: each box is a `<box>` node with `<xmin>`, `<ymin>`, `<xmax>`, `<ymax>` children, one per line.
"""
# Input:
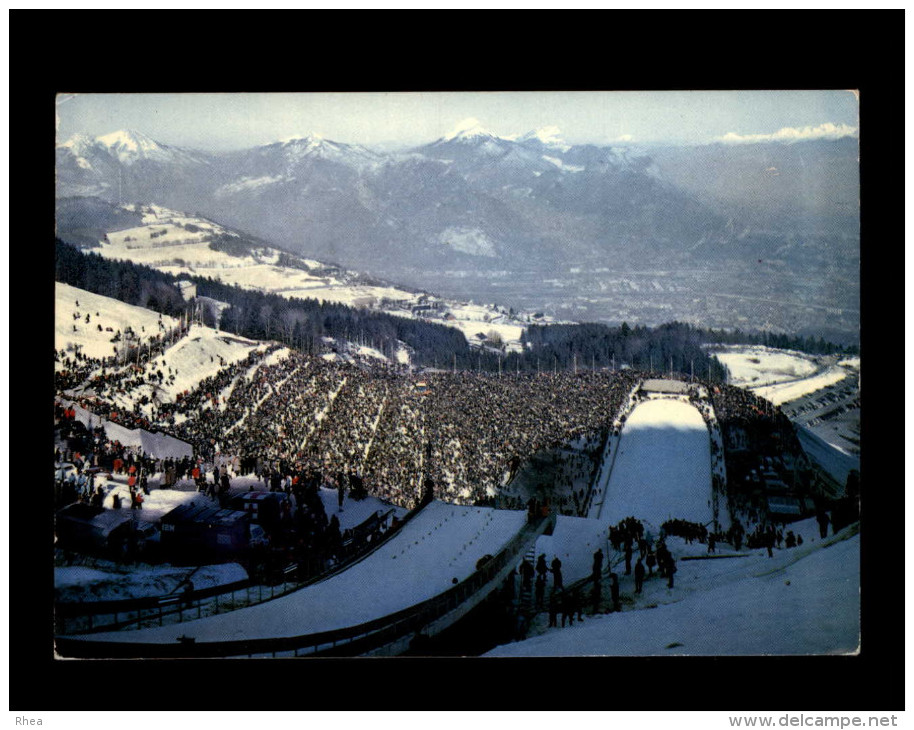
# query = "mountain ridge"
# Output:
<box><xmin>55</xmin><ymin>127</ymin><xmax>860</xmax><ymax>342</ymax></box>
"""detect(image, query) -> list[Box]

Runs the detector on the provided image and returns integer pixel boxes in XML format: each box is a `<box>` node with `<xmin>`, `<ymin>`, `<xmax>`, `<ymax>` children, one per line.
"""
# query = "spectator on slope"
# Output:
<box><xmin>667</xmin><ymin>557</ymin><xmax>676</xmax><ymax>588</ymax></box>
<box><xmin>817</xmin><ymin>509</ymin><xmax>830</xmax><ymax>539</ymax></box>
<box><xmin>646</xmin><ymin>549</ymin><xmax>656</xmax><ymax>577</ymax></box>
<box><xmin>592</xmin><ymin>548</ymin><xmax>604</xmax><ymax>582</ymax></box>
<box><xmin>548</xmin><ymin>593</ymin><xmax>559</xmax><ymax>628</ymax></box>
<box><xmin>519</xmin><ymin>557</ymin><xmax>535</xmax><ymax>591</ymax></box>
<box><xmin>535</xmin><ymin>574</ymin><xmax>545</xmax><ymax>607</ymax></box>
<box><xmin>220</xmin><ymin>471</ymin><xmax>231</xmax><ymax>496</ymax></box>
<box><xmin>729</xmin><ymin>520</ymin><xmax>744</xmax><ymax>551</ymax></box>
<box><xmin>574</xmin><ymin>589</ymin><xmax>584</xmax><ymax>622</ymax></box>
<box><xmin>536</xmin><ymin>554</ymin><xmax>548</xmax><ymax>583</ymax></box>
<box><xmin>609</xmin><ymin>573</ymin><xmax>621</xmax><ymax>612</ymax></box>
<box><xmin>634</xmin><ymin>557</ymin><xmax>645</xmax><ymax>594</ymax></box>
<box><xmin>550</xmin><ymin>556</ymin><xmax>563</xmax><ymax>592</ymax></box>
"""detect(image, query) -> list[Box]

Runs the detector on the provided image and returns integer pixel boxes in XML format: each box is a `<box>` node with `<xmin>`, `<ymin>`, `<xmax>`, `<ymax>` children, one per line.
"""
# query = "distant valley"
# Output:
<box><xmin>56</xmin><ymin>125</ymin><xmax>860</xmax><ymax>344</ymax></box>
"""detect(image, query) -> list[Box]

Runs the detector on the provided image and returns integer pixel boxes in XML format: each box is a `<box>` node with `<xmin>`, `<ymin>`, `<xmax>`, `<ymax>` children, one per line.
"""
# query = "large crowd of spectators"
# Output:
<box><xmin>58</xmin><ymin>347</ymin><xmax>640</xmax><ymax>510</ymax></box>
<box><xmin>58</xmin><ymin>336</ymin><xmax>816</xmax><ymax>521</ymax></box>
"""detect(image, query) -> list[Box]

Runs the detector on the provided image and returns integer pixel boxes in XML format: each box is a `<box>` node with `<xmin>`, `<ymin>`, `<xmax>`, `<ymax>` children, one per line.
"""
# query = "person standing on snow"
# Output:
<box><xmin>519</xmin><ymin>557</ymin><xmax>535</xmax><ymax>591</ymax></box>
<box><xmin>610</xmin><ymin>572</ymin><xmax>621</xmax><ymax>612</ymax></box>
<box><xmin>592</xmin><ymin>548</ymin><xmax>604</xmax><ymax>582</ymax></box>
<box><xmin>634</xmin><ymin>557</ymin><xmax>645</xmax><ymax>594</ymax></box>
<box><xmin>550</xmin><ymin>556</ymin><xmax>563</xmax><ymax>591</ymax></box>
<box><xmin>536</xmin><ymin>553</ymin><xmax>548</xmax><ymax>583</ymax></box>
<box><xmin>817</xmin><ymin>509</ymin><xmax>830</xmax><ymax>539</ymax></box>
<box><xmin>646</xmin><ymin>549</ymin><xmax>656</xmax><ymax>576</ymax></box>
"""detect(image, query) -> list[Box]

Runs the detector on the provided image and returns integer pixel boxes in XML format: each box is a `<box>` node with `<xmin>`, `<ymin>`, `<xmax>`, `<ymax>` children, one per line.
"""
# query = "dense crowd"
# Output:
<box><xmin>59</xmin><ymin>337</ymin><xmax>814</xmax><ymax>520</ymax></box>
<box><xmin>57</xmin><ymin>347</ymin><xmax>640</xmax><ymax>510</ymax></box>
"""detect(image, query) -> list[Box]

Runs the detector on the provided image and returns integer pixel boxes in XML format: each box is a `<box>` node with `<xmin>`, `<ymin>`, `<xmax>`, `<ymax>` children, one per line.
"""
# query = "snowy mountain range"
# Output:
<box><xmin>55</xmin><ymin>125</ymin><xmax>861</xmax><ymax>342</ymax></box>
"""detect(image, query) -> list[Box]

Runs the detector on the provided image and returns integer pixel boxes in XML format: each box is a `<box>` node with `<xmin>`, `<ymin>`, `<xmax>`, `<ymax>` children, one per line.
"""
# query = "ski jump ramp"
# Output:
<box><xmin>57</xmin><ymin>502</ymin><xmax>534</xmax><ymax>656</ymax></box>
<box><xmin>597</xmin><ymin>398</ymin><xmax>714</xmax><ymax>531</ymax></box>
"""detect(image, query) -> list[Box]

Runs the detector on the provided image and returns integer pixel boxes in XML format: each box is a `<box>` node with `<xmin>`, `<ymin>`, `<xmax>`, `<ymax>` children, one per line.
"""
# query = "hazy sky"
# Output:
<box><xmin>55</xmin><ymin>90</ymin><xmax>859</xmax><ymax>151</ymax></box>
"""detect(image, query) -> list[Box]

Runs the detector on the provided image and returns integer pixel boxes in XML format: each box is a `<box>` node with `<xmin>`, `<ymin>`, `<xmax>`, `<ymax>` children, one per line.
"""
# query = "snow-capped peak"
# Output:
<box><xmin>96</xmin><ymin>129</ymin><xmax>163</xmax><ymax>155</ymax></box>
<box><xmin>57</xmin><ymin>129</ymin><xmax>203</xmax><ymax>169</ymax></box>
<box><xmin>58</xmin><ymin>132</ymin><xmax>94</xmax><ymax>151</ymax></box>
<box><xmin>519</xmin><ymin>125</ymin><xmax>569</xmax><ymax>150</ymax></box>
<box><xmin>442</xmin><ymin>117</ymin><xmax>501</xmax><ymax>142</ymax></box>
<box><xmin>278</xmin><ymin>132</ymin><xmax>325</xmax><ymax>146</ymax></box>
<box><xmin>262</xmin><ymin>133</ymin><xmax>379</xmax><ymax>169</ymax></box>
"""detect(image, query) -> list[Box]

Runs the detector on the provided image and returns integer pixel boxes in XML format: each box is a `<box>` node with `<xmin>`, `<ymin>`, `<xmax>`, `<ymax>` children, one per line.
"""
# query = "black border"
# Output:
<box><xmin>14</xmin><ymin>10</ymin><xmax>902</xmax><ymax>713</ymax></box>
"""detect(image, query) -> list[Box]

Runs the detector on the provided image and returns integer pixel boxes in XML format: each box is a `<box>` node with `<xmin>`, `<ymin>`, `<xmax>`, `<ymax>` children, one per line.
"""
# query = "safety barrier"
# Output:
<box><xmin>55</xmin><ymin>498</ymin><xmax>422</xmax><ymax>636</ymax></box>
<box><xmin>56</xmin><ymin>510</ymin><xmax>553</xmax><ymax>659</ymax></box>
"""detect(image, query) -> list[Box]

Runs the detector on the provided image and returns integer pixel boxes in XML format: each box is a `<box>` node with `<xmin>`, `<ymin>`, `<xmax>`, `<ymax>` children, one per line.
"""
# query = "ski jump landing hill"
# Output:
<box><xmin>56</xmin><ymin>501</ymin><xmax>553</xmax><ymax>658</ymax></box>
<box><xmin>587</xmin><ymin>378</ymin><xmax>726</xmax><ymax>534</ymax></box>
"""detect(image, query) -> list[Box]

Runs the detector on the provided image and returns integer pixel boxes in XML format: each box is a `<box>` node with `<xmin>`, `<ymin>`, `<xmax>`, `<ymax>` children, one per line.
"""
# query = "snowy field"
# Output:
<box><xmin>838</xmin><ymin>356</ymin><xmax>860</xmax><ymax>370</ymax></box>
<box><xmin>65</xmin><ymin>502</ymin><xmax>527</xmax><ymax>645</ymax></box>
<box><xmin>449</xmin><ymin>319</ymin><xmax>525</xmax><ymax>346</ymax></box>
<box><xmin>486</xmin><ymin>524</ymin><xmax>860</xmax><ymax>656</ymax></box>
<box><xmin>55</xmin><ymin>563</ymin><xmax>248</xmax><ymax>603</ymax></box>
<box><xmin>80</xmin><ymin>203</ymin><xmax>536</xmax><ymax>352</ymax></box>
<box><xmin>714</xmin><ymin>345</ymin><xmax>818</xmax><ymax>386</ymax></box>
<box><xmin>92</xmin><ymin>207</ymin><xmax>426</xmax><ymax>310</ymax></box>
<box><xmin>56</xmin><ymin>282</ymin><xmax>180</xmax><ymax>361</ymax></box>
<box><xmin>599</xmin><ymin>399</ymin><xmax>712</xmax><ymax>530</ymax></box>
<box><xmin>712</xmin><ymin>345</ymin><xmax>855</xmax><ymax>407</ymax></box>
<box><xmin>751</xmin><ymin>365</ymin><xmax>849</xmax><ymax>406</ymax></box>
<box><xmin>533</xmin><ymin>515</ymin><xmax>612</xmax><ymax>585</ymax></box>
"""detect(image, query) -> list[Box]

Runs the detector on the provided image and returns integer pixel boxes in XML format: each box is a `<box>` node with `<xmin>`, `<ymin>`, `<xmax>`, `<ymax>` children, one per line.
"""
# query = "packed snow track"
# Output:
<box><xmin>599</xmin><ymin>398</ymin><xmax>712</xmax><ymax>530</ymax></box>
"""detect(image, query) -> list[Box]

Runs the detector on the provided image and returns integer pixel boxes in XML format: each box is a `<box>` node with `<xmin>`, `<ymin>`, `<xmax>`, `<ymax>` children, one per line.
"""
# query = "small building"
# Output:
<box><xmin>55</xmin><ymin>503</ymin><xmax>137</xmax><ymax>554</ymax></box>
<box><xmin>160</xmin><ymin>502</ymin><xmax>259</xmax><ymax>563</ymax></box>
<box><xmin>228</xmin><ymin>492</ymin><xmax>287</xmax><ymax>532</ymax></box>
<box><xmin>641</xmin><ymin>379</ymin><xmax>692</xmax><ymax>395</ymax></box>
<box><xmin>765</xmin><ymin>495</ymin><xmax>803</xmax><ymax>519</ymax></box>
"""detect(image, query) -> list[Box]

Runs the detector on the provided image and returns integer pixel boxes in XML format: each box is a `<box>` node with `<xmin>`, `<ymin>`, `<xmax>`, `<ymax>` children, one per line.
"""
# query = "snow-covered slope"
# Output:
<box><xmin>486</xmin><ymin>526</ymin><xmax>859</xmax><ymax>656</ymax></box>
<box><xmin>751</xmin><ymin>366</ymin><xmax>848</xmax><ymax>406</ymax></box>
<box><xmin>715</xmin><ymin>345</ymin><xmax>819</xmax><ymax>386</ymax></box>
<box><xmin>599</xmin><ymin>399</ymin><xmax>713</xmax><ymax>530</ymax></box>
<box><xmin>55</xmin><ymin>563</ymin><xmax>249</xmax><ymax>603</ymax></box>
<box><xmin>62</xmin><ymin>200</ymin><xmax>537</xmax><ymax>352</ymax></box>
<box><xmin>55</xmin><ymin>282</ymin><xmax>180</xmax><ymax>361</ymax></box>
